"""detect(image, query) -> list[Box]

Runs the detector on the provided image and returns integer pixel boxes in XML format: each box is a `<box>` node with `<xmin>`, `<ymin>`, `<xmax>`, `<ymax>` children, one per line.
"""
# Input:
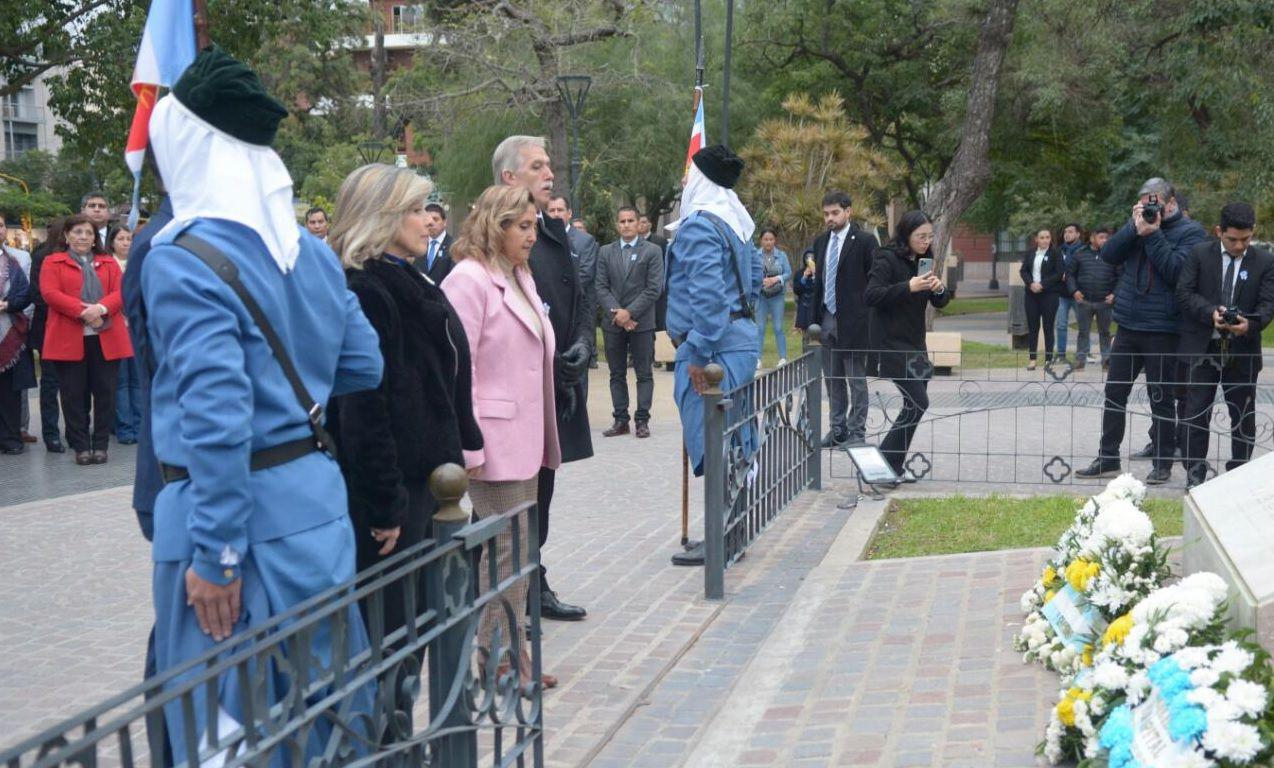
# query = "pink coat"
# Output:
<box><xmin>442</xmin><ymin>258</ymin><xmax>561</xmax><ymax>481</ymax></box>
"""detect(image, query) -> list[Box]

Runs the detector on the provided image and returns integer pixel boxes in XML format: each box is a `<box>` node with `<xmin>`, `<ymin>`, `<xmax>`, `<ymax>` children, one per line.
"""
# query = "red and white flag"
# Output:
<box><xmin>125</xmin><ymin>0</ymin><xmax>197</xmax><ymax>227</ymax></box>
<box><xmin>683</xmin><ymin>86</ymin><xmax>706</xmax><ymax>177</ymax></box>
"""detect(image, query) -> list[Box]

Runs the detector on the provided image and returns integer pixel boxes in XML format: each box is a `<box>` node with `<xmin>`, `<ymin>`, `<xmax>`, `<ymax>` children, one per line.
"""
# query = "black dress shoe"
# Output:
<box><xmin>46</xmin><ymin>439</ymin><xmax>66</xmax><ymax>454</ymax></box>
<box><xmin>540</xmin><ymin>590</ymin><xmax>586</xmax><ymax>621</ymax></box>
<box><xmin>1076</xmin><ymin>458</ymin><xmax>1121</xmax><ymax>478</ymax></box>
<box><xmin>2</xmin><ymin>445</ymin><xmax>24</xmax><ymax>455</ymax></box>
<box><xmin>602</xmin><ymin>420</ymin><xmax>630</xmax><ymax>437</ymax></box>
<box><xmin>820</xmin><ymin>431</ymin><xmax>848</xmax><ymax>448</ymax></box>
<box><xmin>635</xmin><ymin>422</ymin><xmax>650</xmax><ymax>439</ymax></box>
<box><xmin>1145</xmin><ymin>466</ymin><xmax>1172</xmax><ymax>485</ymax></box>
<box><xmin>671</xmin><ymin>541</ymin><xmax>705</xmax><ymax>566</ymax></box>
<box><xmin>1130</xmin><ymin>443</ymin><xmax>1156</xmax><ymax>460</ymax></box>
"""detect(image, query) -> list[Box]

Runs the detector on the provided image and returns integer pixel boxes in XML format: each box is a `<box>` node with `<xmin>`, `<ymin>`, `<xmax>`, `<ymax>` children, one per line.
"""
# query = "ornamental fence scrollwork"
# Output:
<box><xmin>0</xmin><ymin>464</ymin><xmax>543</xmax><ymax>768</ymax></box>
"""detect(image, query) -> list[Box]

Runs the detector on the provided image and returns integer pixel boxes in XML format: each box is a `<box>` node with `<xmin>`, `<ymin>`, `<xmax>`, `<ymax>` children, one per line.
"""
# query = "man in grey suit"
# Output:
<box><xmin>596</xmin><ymin>206</ymin><xmax>664</xmax><ymax>438</ymax></box>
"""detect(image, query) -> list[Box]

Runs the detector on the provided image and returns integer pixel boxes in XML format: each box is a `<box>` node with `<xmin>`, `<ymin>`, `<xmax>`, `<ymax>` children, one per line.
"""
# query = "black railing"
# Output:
<box><xmin>824</xmin><ymin>349</ymin><xmax>1274</xmax><ymax>488</ymax></box>
<box><xmin>0</xmin><ymin>464</ymin><xmax>543</xmax><ymax>768</ymax></box>
<box><xmin>701</xmin><ymin>334</ymin><xmax>823</xmax><ymax>599</ymax></box>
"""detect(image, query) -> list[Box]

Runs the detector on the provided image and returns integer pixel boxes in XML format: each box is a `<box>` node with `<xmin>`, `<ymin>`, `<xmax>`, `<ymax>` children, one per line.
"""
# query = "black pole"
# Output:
<box><xmin>722</xmin><ymin>0</ymin><xmax>734</xmax><ymax>146</ymax></box>
<box><xmin>694</xmin><ymin>0</ymin><xmax>703</xmax><ymax>87</ymax></box>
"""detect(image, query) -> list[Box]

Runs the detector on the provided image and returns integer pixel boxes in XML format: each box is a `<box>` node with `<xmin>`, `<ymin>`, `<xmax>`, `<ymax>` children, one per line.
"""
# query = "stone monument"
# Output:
<box><xmin>1183</xmin><ymin>451</ymin><xmax>1274</xmax><ymax>648</ymax></box>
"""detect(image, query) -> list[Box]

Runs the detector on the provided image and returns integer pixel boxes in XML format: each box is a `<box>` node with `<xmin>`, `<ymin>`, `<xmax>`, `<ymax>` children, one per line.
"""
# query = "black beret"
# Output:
<box><xmin>172</xmin><ymin>46</ymin><xmax>288</xmax><ymax>146</ymax></box>
<box><xmin>691</xmin><ymin>144</ymin><xmax>744</xmax><ymax>189</ymax></box>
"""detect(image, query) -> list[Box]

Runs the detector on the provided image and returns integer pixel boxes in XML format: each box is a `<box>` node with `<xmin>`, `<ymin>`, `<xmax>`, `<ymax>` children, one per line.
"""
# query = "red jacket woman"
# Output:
<box><xmin>38</xmin><ymin>213</ymin><xmax>132</xmax><ymax>465</ymax></box>
<box><xmin>39</xmin><ymin>251</ymin><xmax>131</xmax><ymax>362</ymax></box>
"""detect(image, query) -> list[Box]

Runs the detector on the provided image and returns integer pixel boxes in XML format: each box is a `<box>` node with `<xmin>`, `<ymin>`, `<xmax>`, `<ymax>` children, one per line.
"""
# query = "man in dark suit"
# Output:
<box><xmin>1176</xmin><ymin>202</ymin><xmax>1274</xmax><ymax>487</ymax></box>
<box><xmin>413</xmin><ymin>203</ymin><xmax>454</xmax><ymax>284</ymax></box>
<box><xmin>494</xmin><ymin>135</ymin><xmax>591</xmax><ymax>621</ymax></box>
<box><xmin>547</xmin><ymin>195</ymin><xmax>599</xmax><ymax>368</ymax></box>
<box><xmin>596</xmin><ymin>206</ymin><xmax>665</xmax><ymax>438</ymax></box>
<box><xmin>809</xmin><ymin>191</ymin><xmax>878</xmax><ymax>446</ymax></box>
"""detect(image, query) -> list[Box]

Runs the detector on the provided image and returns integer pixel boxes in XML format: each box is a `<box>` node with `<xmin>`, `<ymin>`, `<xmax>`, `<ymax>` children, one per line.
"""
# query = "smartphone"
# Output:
<box><xmin>805</xmin><ymin>255</ymin><xmax>816</xmax><ymax>271</ymax></box>
<box><xmin>917</xmin><ymin>257</ymin><xmax>934</xmax><ymax>275</ymax></box>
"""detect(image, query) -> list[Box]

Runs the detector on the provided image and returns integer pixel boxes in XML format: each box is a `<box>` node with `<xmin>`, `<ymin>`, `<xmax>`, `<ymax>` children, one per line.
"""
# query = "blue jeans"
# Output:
<box><xmin>756</xmin><ymin>293</ymin><xmax>787</xmax><ymax>359</ymax></box>
<box><xmin>1055</xmin><ymin>296</ymin><xmax>1074</xmax><ymax>357</ymax></box>
<box><xmin>116</xmin><ymin>356</ymin><xmax>142</xmax><ymax>442</ymax></box>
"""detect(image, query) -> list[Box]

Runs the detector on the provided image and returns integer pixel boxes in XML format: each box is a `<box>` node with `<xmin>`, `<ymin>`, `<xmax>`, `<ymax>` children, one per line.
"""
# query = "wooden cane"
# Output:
<box><xmin>680</xmin><ymin>446</ymin><xmax>690</xmax><ymax>546</ymax></box>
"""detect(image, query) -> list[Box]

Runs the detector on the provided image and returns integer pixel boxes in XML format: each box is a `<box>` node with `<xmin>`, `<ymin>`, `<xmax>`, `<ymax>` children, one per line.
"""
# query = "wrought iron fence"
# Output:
<box><xmin>701</xmin><ymin>338</ymin><xmax>823</xmax><ymax>599</ymax></box>
<box><xmin>0</xmin><ymin>464</ymin><xmax>543</xmax><ymax>768</ymax></box>
<box><xmin>824</xmin><ymin>348</ymin><xmax>1274</xmax><ymax>490</ymax></box>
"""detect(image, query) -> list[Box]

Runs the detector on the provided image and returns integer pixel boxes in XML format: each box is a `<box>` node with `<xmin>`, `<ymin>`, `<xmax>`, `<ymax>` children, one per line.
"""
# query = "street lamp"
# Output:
<box><xmin>357</xmin><ymin>140</ymin><xmax>390</xmax><ymax>165</ymax></box>
<box><xmin>555</xmin><ymin>74</ymin><xmax>591</xmax><ymax>212</ymax></box>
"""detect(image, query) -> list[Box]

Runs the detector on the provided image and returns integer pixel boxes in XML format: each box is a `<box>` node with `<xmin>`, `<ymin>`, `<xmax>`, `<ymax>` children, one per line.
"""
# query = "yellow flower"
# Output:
<box><xmin>1045</xmin><ymin>589</ymin><xmax>1057</xmax><ymax>604</ymax></box>
<box><xmin>1057</xmin><ymin>697</ymin><xmax>1076</xmax><ymax>726</ymax></box>
<box><xmin>1081</xmin><ymin>644</ymin><xmax>1094</xmax><ymax>667</ymax></box>
<box><xmin>1065</xmin><ymin>559</ymin><xmax>1101</xmax><ymax>592</ymax></box>
<box><xmin>1043</xmin><ymin>565</ymin><xmax>1057</xmax><ymax>585</ymax></box>
<box><xmin>1103</xmin><ymin>614</ymin><xmax>1134</xmax><ymax>647</ymax></box>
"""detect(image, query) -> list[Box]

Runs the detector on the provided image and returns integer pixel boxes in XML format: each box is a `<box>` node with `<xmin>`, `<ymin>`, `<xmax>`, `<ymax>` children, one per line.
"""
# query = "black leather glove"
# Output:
<box><xmin>554</xmin><ymin>352</ymin><xmax>582</xmax><ymax>387</ymax></box>
<box><xmin>560</xmin><ymin>340</ymin><xmax>591</xmax><ymax>376</ymax></box>
<box><xmin>557</xmin><ymin>383</ymin><xmax>578</xmax><ymax>422</ymax></box>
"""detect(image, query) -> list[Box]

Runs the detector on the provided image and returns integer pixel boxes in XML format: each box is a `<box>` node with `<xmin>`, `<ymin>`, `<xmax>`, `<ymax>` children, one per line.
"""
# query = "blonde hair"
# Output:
<box><xmin>451</xmin><ymin>185</ymin><xmax>538</xmax><ymax>269</ymax></box>
<box><xmin>328</xmin><ymin>163</ymin><xmax>435</xmax><ymax>270</ymax></box>
<box><xmin>491</xmin><ymin>135</ymin><xmax>546</xmax><ymax>185</ymax></box>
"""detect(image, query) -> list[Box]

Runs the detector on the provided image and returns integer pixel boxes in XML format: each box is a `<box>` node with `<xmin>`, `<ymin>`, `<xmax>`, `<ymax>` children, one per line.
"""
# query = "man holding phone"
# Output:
<box><xmin>1175</xmin><ymin>202</ymin><xmax>1274</xmax><ymax>487</ymax></box>
<box><xmin>808</xmin><ymin>191</ymin><xmax>878</xmax><ymax>447</ymax></box>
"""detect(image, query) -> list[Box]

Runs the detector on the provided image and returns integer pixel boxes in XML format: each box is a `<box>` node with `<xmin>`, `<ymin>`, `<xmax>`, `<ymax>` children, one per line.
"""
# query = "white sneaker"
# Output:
<box><xmin>778</xmin><ymin>357</ymin><xmax>788</xmax><ymax>366</ymax></box>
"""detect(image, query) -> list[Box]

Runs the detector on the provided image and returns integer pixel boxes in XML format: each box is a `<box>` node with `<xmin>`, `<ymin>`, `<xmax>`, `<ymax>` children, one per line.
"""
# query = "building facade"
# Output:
<box><xmin>1</xmin><ymin>72</ymin><xmax>63</xmax><ymax>161</ymax></box>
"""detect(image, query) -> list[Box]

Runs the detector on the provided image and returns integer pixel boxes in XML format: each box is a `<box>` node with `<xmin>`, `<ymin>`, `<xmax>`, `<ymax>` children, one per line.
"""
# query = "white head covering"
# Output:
<box><xmin>150</xmin><ymin>94</ymin><xmax>300</xmax><ymax>273</ymax></box>
<box><xmin>668</xmin><ymin>163</ymin><xmax>756</xmax><ymax>243</ymax></box>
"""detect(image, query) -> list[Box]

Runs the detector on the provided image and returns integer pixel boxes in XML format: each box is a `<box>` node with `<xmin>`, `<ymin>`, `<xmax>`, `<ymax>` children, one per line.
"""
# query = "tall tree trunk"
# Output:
<box><xmin>535</xmin><ymin>46</ymin><xmax>571</xmax><ymax>198</ymax></box>
<box><xmin>923</xmin><ymin>0</ymin><xmax>1020</xmax><ymax>322</ymax></box>
<box><xmin>371</xmin><ymin>19</ymin><xmax>387</xmax><ymax>140</ymax></box>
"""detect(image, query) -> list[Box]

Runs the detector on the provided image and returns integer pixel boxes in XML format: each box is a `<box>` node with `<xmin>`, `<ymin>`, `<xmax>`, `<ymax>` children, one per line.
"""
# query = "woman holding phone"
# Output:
<box><xmin>865</xmin><ymin>210</ymin><xmax>949</xmax><ymax>481</ymax></box>
<box><xmin>1018</xmin><ymin>228</ymin><xmax>1065</xmax><ymax>370</ymax></box>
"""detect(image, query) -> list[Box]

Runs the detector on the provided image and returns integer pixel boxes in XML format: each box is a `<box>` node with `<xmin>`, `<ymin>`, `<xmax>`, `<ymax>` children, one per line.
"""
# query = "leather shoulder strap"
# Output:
<box><xmin>699</xmin><ymin>212</ymin><xmax>754</xmax><ymax>320</ymax></box>
<box><xmin>174</xmin><ymin>233</ymin><xmax>337</xmax><ymax>459</ymax></box>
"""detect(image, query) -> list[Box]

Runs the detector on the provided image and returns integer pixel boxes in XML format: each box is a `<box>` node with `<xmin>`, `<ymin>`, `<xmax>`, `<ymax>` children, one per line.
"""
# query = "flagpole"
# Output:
<box><xmin>722</xmin><ymin>0</ymin><xmax>733</xmax><ymax>146</ymax></box>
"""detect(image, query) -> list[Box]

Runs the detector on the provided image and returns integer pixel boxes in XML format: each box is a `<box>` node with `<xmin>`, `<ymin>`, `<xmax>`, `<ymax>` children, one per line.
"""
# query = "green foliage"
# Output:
<box><xmin>0</xmin><ymin>151</ymin><xmax>94</xmax><ymax>215</ymax></box>
<box><xmin>0</xmin><ymin>185</ymin><xmax>72</xmax><ymax>223</ymax></box>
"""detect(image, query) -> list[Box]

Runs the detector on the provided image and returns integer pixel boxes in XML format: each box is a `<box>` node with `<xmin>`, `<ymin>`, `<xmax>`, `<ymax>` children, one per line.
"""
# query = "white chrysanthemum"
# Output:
<box><xmin>1175</xmin><ymin>646</ymin><xmax>1212</xmax><ymax>669</ymax></box>
<box><xmin>1202</xmin><ymin>720</ymin><xmax>1262</xmax><ymax>762</ymax></box>
<box><xmin>1213</xmin><ymin>644</ymin><xmax>1256</xmax><ymax>676</ymax></box>
<box><xmin>1180</xmin><ymin>572</ymin><xmax>1229</xmax><ymax>604</ymax></box>
<box><xmin>1187</xmin><ymin>687</ymin><xmax>1223</xmax><ymax>709</ymax></box>
<box><xmin>1226</xmin><ymin>680</ymin><xmax>1269</xmax><ymax>718</ymax></box>
<box><xmin>1082</xmin><ymin>499</ymin><xmax>1154</xmax><ymax>555</ymax></box>
<box><xmin>1103</xmin><ymin>473</ymin><xmax>1148</xmax><ymax>503</ymax></box>
<box><xmin>1206</xmin><ymin>698</ymin><xmax>1243</xmax><ymax>728</ymax></box>
<box><xmin>1093</xmin><ymin>661</ymin><xmax>1129</xmax><ymax>690</ymax></box>
<box><xmin>1127</xmin><ymin>670</ymin><xmax>1152</xmax><ymax>704</ymax></box>
<box><xmin>1161</xmin><ymin>751</ymin><xmax>1215</xmax><ymax>768</ymax></box>
<box><xmin>1191</xmin><ymin>667</ymin><xmax>1221</xmax><ymax>689</ymax></box>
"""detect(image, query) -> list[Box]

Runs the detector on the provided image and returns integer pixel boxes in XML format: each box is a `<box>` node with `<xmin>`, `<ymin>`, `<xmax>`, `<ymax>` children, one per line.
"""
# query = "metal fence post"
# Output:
<box><xmin>702</xmin><ymin>363</ymin><xmax>727</xmax><ymax>600</ymax></box>
<box><xmin>427</xmin><ymin>463</ymin><xmax>477</xmax><ymax>767</ymax></box>
<box><xmin>806</xmin><ymin>324</ymin><xmax>823</xmax><ymax>491</ymax></box>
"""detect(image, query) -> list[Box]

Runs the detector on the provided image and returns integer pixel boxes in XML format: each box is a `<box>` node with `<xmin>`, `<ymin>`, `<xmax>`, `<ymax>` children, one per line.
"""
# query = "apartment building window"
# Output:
<box><xmin>391</xmin><ymin>5</ymin><xmax>426</xmax><ymax>34</ymax></box>
<box><xmin>995</xmin><ymin>230</ymin><xmax>1029</xmax><ymax>260</ymax></box>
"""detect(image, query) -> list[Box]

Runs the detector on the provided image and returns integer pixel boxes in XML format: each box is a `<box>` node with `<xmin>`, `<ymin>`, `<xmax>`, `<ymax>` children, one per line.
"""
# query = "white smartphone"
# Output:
<box><xmin>917</xmin><ymin>257</ymin><xmax>934</xmax><ymax>275</ymax></box>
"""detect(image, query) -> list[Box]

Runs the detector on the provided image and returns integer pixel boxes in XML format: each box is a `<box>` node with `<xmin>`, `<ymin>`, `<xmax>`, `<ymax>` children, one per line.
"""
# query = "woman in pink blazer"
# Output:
<box><xmin>442</xmin><ymin>184</ymin><xmax>560</xmax><ymax>690</ymax></box>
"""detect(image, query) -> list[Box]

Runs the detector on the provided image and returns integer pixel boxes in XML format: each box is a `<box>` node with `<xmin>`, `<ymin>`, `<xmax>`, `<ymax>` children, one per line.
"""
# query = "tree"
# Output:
<box><xmin>738</xmin><ymin>93</ymin><xmax>901</xmax><ymax>256</ymax></box>
<box><xmin>0</xmin><ymin>0</ymin><xmax>126</xmax><ymax>98</ymax></box>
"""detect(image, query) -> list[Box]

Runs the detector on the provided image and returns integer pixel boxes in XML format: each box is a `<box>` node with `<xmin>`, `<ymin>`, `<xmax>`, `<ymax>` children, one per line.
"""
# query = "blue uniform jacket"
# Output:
<box><xmin>142</xmin><ymin>219</ymin><xmax>383</xmax><ymax>585</ymax></box>
<box><xmin>1101</xmin><ymin>212</ymin><xmax>1209</xmax><ymax>333</ymax></box>
<box><xmin>665</xmin><ymin>211</ymin><xmax>763</xmax><ymax>366</ymax></box>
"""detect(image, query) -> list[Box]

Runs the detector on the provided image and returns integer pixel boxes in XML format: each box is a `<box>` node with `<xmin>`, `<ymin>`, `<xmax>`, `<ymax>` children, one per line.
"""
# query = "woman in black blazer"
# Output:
<box><xmin>1018</xmin><ymin>228</ymin><xmax>1066</xmax><ymax>369</ymax></box>
<box><xmin>864</xmin><ymin>210</ymin><xmax>950</xmax><ymax>480</ymax></box>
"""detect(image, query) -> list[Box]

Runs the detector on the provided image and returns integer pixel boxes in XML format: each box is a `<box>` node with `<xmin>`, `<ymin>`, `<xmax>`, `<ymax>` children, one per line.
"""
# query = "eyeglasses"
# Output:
<box><xmin>913</xmin><ymin>232</ymin><xmax>935</xmax><ymax>242</ymax></box>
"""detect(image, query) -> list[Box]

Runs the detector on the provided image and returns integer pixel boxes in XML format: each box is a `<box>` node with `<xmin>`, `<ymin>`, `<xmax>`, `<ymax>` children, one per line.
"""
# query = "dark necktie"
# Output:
<box><xmin>622</xmin><ymin>243</ymin><xmax>634</xmax><ymax>277</ymax></box>
<box><xmin>1223</xmin><ymin>256</ymin><xmax>1237</xmax><ymax>307</ymax></box>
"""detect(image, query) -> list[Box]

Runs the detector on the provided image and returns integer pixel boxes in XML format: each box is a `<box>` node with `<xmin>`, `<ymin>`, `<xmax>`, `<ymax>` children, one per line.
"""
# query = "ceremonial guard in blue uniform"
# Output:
<box><xmin>665</xmin><ymin>146</ymin><xmax>762</xmax><ymax>565</ymax></box>
<box><xmin>140</xmin><ymin>49</ymin><xmax>383</xmax><ymax>759</ymax></box>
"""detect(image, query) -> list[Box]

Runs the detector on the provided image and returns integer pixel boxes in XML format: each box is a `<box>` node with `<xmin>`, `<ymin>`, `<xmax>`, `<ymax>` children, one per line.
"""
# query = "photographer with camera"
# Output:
<box><xmin>1076</xmin><ymin>177</ymin><xmax>1208</xmax><ymax>484</ymax></box>
<box><xmin>1175</xmin><ymin>202</ymin><xmax>1274</xmax><ymax>487</ymax></box>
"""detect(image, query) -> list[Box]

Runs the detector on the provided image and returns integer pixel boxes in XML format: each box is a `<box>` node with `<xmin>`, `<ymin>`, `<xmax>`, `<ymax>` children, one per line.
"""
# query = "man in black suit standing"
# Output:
<box><xmin>494</xmin><ymin>135</ymin><xmax>591</xmax><ymax>621</ymax></box>
<box><xmin>809</xmin><ymin>191</ymin><xmax>878</xmax><ymax>446</ymax></box>
<box><xmin>596</xmin><ymin>206</ymin><xmax>665</xmax><ymax>438</ymax></box>
<box><xmin>547</xmin><ymin>194</ymin><xmax>599</xmax><ymax>369</ymax></box>
<box><xmin>413</xmin><ymin>203</ymin><xmax>454</xmax><ymax>284</ymax></box>
<box><xmin>1176</xmin><ymin>202</ymin><xmax>1274</xmax><ymax>487</ymax></box>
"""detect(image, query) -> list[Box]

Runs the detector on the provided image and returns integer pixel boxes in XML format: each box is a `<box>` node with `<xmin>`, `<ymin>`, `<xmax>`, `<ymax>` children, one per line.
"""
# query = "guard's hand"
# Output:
<box><xmin>371</xmin><ymin>526</ymin><xmax>401</xmax><ymax>555</ymax></box>
<box><xmin>688</xmin><ymin>364</ymin><xmax>709</xmax><ymax>394</ymax></box>
<box><xmin>1073</xmin><ymin>291</ymin><xmax>1085</xmax><ymax>302</ymax></box>
<box><xmin>185</xmin><ymin>567</ymin><xmax>242</xmax><ymax>643</ymax></box>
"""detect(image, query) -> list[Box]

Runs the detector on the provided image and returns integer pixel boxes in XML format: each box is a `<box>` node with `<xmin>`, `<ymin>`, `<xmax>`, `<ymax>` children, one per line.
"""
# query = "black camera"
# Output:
<box><xmin>1222</xmin><ymin>307</ymin><xmax>1242</xmax><ymax>325</ymax></box>
<box><xmin>1142</xmin><ymin>194</ymin><xmax>1163</xmax><ymax>224</ymax></box>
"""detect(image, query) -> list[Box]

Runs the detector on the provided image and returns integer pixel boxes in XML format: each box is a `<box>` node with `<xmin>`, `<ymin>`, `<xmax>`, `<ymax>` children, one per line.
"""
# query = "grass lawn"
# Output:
<box><xmin>937</xmin><ymin>296</ymin><xmax>1009</xmax><ymax>317</ymax></box>
<box><xmin>864</xmin><ymin>494</ymin><xmax>1183</xmax><ymax>560</ymax></box>
<box><xmin>960</xmin><ymin>339</ymin><xmax>1022</xmax><ymax>369</ymax></box>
